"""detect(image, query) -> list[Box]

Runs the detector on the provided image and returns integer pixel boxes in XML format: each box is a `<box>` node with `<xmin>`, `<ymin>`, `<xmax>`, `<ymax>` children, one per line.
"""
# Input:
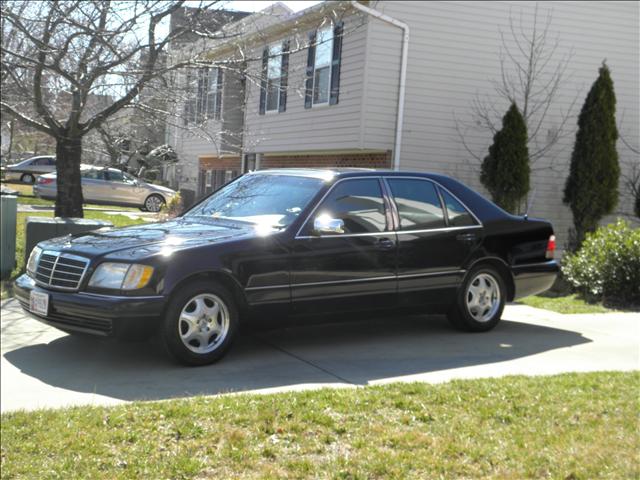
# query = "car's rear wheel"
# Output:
<box><xmin>162</xmin><ymin>280</ymin><xmax>238</xmax><ymax>365</ymax></box>
<box><xmin>144</xmin><ymin>194</ymin><xmax>165</xmax><ymax>213</ymax></box>
<box><xmin>21</xmin><ymin>173</ymin><xmax>35</xmax><ymax>184</ymax></box>
<box><xmin>447</xmin><ymin>266</ymin><xmax>505</xmax><ymax>332</ymax></box>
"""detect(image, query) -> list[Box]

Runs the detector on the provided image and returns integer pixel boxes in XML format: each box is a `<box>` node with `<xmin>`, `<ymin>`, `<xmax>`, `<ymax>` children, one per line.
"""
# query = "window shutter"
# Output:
<box><xmin>279</xmin><ymin>40</ymin><xmax>290</xmax><ymax>113</ymax></box>
<box><xmin>259</xmin><ymin>47</ymin><xmax>268</xmax><ymax>115</ymax></box>
<box><xmin>215</xmin><ymin>68</ymin><xmax>223</xmax><ymax>120</ymax></box>
<box><xmin>305</xmin><ymin>30</ymin><xmax>316</xmax><ymax>109</ymax></box>
<box><xmin>330</xmin><ymin>21</ymin><xmax>344</xmax><ymax>105</ymax></box>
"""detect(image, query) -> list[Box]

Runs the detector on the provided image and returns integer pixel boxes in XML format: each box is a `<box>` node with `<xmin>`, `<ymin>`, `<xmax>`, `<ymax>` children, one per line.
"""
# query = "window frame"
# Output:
<box><xmin>312</xmin><ymin>25</ymin><xmax>334</xmax><ymax>106</ymax></box>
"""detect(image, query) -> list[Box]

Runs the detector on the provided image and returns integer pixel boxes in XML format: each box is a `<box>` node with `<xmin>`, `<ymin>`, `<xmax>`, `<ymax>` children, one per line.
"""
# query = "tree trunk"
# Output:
<box><xmin>55</xmin><ymin>134</ymin><xmax>84</xmax><ymax>217</ymax></box>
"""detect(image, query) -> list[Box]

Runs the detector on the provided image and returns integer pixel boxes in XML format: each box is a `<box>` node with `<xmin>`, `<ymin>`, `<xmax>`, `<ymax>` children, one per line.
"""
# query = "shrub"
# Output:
<box><xmin>480</xmin><ymin>103</ymin><xmax>530</xmax><ymax>214</ymax></box>
<box><xmin>562</xmin><ymin>219</ymin><xmax>640</xmax><ymax>305</ymax></box>
<box><xmin>563</xmin><ymin>63</ymin><xmax>620</xmax><ymax>249</ymax></box>
<box><xmin>161</xmin><ymin>192</ymin><xmax>183</xmax><ymax>219</ymax></box>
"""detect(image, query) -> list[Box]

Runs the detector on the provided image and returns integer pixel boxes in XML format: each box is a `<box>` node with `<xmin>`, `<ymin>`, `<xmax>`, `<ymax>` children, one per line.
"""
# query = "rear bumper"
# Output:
<box><xmin>511</xmin><ymin>260</ymin><xmax>559</xmax><ymax>300</ymax></box>
<box><xmin>14</xmin><ymin>274</ymin><xmax>165</xmax><ymax>339</ymax></box>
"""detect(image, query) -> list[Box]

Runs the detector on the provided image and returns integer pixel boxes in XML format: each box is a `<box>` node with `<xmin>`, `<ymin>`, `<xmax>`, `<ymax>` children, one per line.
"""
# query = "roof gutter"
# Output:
<box><xmin>350</xmin><ymin>1</ymin><xmax>409</xmax><ymax>171</ymax></box>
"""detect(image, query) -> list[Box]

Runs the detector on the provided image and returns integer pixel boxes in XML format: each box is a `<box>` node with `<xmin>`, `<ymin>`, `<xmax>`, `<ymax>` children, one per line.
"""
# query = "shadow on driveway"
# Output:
<box><xmin>3</xmin><ymin>312</ymin><xmax>591</xmax><ymax>403</ymax></box>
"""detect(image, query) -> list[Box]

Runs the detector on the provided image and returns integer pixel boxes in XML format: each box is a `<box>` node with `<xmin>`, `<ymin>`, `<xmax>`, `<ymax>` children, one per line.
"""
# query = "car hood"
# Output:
<box><xmin>38</xmin><ymin>217</ymin><xmax>264</xmax><ymax>260</ymax></box>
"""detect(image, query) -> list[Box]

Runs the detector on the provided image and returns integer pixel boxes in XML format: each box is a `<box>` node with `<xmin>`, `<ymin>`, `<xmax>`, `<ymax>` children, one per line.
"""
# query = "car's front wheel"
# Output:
<box><xmin>162</xmin><ymin>280</ymin><xmax>238</xmax><ymax>365</ymax></box>
<box><xmin>21</xmin><ymin>173</ymin><xmax>35</xmax><ymax>184</ymax></box>
<box><xmin>447</xmin><ymin>266</ymin><xmax>506</xmax><ymax>332</ymax></box>
<box><xmin>144</xmin><ymin>194</ymin><xmax>165</xmax><ymax>213</ymax></box>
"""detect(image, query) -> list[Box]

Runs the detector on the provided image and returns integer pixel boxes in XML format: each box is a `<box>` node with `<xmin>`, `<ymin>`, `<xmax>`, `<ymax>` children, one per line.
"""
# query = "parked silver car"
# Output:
<box><xmin>2</xmin><ymin>155</ymin><xmax>56</xmax><ymax>183</ymax></box>
<box><xmin>34</xmin><ymin>166</ymin><xmax>177</xmax><ymax>212</ymax></box>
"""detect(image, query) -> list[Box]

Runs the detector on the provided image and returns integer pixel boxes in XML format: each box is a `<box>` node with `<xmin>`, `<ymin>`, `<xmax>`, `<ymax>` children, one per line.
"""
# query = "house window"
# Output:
<box><xmin>266</xmin><ymin>44</ymin><xmax>282</xmax><ymax>112</ymax></box>
<box><xmin>187</xmin><ymin>67</ymin><xmax>222</xmax><ymax>124</ymax></box>
<box><xmin>313</xmin><ymin>26</ymin><xmax>334</xmax><ymax>105</ymax></box>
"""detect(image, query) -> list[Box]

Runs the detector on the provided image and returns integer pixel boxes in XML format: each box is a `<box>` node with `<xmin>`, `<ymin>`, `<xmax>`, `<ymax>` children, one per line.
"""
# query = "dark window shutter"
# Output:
<box><xmin>305</xmin><ymin>30</ymin><xmax>316</xmax><ymax>109</ymax></box>
<box><xmin>259</xmin><ymin>47</ymin><xmax>268</xmax><ymax>115</ymax></box>
<box><xmin>330</xmin><ymin>21</ymin><xmax>344</xmax><ymax>106</ymax></box>
<box><xmin>215</xmin><ymin>68</ymin><xmax>223</xmax><ymax>120</ymax></box>
<box><xmin>279</xmin><ymin>40</ymin><xmax>290</xmax><ymax>113</ymax></box>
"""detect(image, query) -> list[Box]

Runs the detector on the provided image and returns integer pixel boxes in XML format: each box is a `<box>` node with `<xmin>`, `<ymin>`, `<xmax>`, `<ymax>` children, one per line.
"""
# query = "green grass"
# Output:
<box><xmin>0</xmin><ymin>211</ymin><xmax>146</xmax><ymax>299</ymax></box>
<box><xmin>1</xmin><ymin>372</ymin><xmax>638</xmax><ymax>479</ymax></box>
<box><xmin>519</xmin><ymin>292</ymin><xmax>617</xmax><ymax>314</ymax></box>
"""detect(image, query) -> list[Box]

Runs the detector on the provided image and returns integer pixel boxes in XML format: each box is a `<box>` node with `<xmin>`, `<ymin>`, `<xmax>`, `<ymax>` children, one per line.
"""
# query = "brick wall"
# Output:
<box><xmin>261</xmin><ymin>151</ymin><xmax>392</xmax><ymax>169</ymax></box>
<box><xmin>198</xmin><ymin>156</ymin><xmax>241</xmax><ymax>170</ymax></box>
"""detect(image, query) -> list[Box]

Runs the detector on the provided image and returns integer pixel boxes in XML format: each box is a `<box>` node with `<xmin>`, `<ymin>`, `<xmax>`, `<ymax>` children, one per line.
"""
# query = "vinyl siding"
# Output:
<box><xmin>370</xmin><ymin>0</ymin><xmax>639</xmax><ymax>251</ymax></box>
<box><xmin>243</xmin><ymin>12</ymin><xmax>369</xmax><ymax>153</ymax></box>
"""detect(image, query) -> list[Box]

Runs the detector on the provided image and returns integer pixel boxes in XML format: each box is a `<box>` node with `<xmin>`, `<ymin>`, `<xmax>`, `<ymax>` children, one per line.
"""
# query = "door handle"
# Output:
<box><xmin>456</xmin><ymin>233</ymin><xmax>477</xmax><ymax>243</ymax></box>
<box><xmin>377</xmin><ymin>238</ymin><xmax>396</xmax><ymax>250</ymax></box>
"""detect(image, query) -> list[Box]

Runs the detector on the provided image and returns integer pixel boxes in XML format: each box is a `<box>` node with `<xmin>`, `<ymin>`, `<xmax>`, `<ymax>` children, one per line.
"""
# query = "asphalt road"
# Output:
<box><xmin>1</xmin><ymin>298</ymin><xmax>638</xmax><ymax>412</ymax></box>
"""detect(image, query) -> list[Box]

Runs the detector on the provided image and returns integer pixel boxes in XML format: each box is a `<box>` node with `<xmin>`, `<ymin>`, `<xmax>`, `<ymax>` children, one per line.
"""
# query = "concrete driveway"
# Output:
<box><xmin>1</xmin><ymin>298</ymin><xmax>638</xmax><ymax>412</ymax></box>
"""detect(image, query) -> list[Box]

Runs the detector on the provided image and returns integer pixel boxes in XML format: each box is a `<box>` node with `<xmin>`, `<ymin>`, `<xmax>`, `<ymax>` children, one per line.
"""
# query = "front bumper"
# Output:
<box><xmin>511</xmin><ymin>260</ymin><xmax>560</xmax><ymax>300</ymax></box>
<box><xmin>14</xmin><ymin>274</ymin><xmax>166</xmax><ymax>339</ymax></box>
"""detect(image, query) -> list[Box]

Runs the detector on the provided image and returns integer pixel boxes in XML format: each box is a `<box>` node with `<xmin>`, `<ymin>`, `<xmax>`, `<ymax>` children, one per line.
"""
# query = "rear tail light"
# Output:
<box><xmin>38</xmin><ymin>177</ymin><xmax>54</xmax><ymax>185</ymax></box>
<box><xmin>545</xmin><ymin>235</ymin><xmax>556</xmax><ymax>259</ymax></box>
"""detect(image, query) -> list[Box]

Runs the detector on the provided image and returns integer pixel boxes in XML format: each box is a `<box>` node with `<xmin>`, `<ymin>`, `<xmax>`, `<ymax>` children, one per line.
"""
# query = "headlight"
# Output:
<box><xmin>27</xmin><ymin>247</ymin><xmax>42</xmax><ymax>275</ymax></box>
<box><xmin>88</xmin><ymin>263</ymin><xmax>154</xmax><ymax>290</ymax></box>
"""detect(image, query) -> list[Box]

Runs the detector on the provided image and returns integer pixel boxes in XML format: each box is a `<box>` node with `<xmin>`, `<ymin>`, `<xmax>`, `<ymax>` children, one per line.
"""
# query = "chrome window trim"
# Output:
<box><xmin>295</xmin><ymin>175</ymin><xmax>483</xmax><ymax>240</ymax></box>
<box><xmin>294</xmin><ymin>176</ymin><xmax>390</xmax><ymax>239</ymax></box>
<box><xmin>33</xmin><ymin>250</ymin><xmax>91</xmax><ymax>292</ymax></box>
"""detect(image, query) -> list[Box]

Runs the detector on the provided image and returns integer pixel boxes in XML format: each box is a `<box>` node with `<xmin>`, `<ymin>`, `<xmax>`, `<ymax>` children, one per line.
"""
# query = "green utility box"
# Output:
<box><xmin>24</xmin><ymin>217</ymin><xmax>113</xmax><ymax>265</ymax></box>
<box><xmin>1</xmin><ymin>195</ymin><xmax>18</xmax><ymax>279</ymax></box>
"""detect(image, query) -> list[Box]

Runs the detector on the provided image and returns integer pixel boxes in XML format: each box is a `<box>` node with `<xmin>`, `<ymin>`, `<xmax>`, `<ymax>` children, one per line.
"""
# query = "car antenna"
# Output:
<box><xmin>524</xmin><ymin>187</ymin><xmax>537</xmax><ymax>220</ymax></box>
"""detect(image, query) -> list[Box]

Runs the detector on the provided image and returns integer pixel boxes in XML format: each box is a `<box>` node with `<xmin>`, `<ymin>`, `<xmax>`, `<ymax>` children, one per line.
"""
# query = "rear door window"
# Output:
<box><xmin>387</xmin><ymin>179</ymin><xmax>446</xmax><ymax>230</ymax></box>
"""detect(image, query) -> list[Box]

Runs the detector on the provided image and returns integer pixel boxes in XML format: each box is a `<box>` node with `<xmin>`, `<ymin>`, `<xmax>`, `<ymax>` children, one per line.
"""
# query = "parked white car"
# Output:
<box><xmin>34</xmin><ymin>166</ymin><xmax>178</xmax><ymax>212</ymax></box>
<box><xmin>2</xmin><ymin>155</ymin><xmax>56</xmax><ymax>183</ymax></box>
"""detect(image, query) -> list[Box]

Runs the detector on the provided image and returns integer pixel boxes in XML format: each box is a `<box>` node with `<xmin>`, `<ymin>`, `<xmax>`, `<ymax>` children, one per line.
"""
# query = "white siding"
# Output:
<box><xmin>243</xmin><ymin>13</ymin><xmax>369</xmax><ymax>153</ymax></box>
<box><xmin>372</xmin><ymin>0</ymin><xmax>639</xmax><ymax>250</ymax></box>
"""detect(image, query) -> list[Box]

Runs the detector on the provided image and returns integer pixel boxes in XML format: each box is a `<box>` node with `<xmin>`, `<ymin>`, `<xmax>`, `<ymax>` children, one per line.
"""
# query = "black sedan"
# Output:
<box><xmin>15</xmin><ymin>169</ymin><xmax>559</xmax><ymax>365</ymax></box>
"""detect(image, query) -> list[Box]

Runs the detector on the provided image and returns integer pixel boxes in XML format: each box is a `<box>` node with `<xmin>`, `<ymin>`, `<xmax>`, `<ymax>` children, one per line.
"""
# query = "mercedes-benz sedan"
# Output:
<box><xmin>15</xmin><ymin>169</ymin><xmax>559</xmax><ymax>365</ymax></box>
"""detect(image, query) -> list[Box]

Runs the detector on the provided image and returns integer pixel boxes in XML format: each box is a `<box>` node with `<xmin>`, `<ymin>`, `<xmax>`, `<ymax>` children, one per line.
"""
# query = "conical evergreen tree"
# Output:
<box><xmin>563</xmin><ymin>63</ymin><xmax>620</xmax><ymax>248</ymax></box>
<box><xmin>480</xmin><ymin>103</ymin><xmax>530</xmax><ymax>213</ymax></box>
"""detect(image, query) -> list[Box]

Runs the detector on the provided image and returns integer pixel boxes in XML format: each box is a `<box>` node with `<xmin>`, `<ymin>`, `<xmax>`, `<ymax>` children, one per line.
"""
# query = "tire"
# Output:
<box><xmin>162</xmin><ymin>280</ymin><xmax>238</xmax><ymax>366</ymax></box>
<box><xmin>21</xmin><ymin>173</ymin><xmax>35</xmax><ymax>184</ymax></box>
<box><xmin>144</xmin><ymin>194</ymin><xmax>165</xmax><ymax>213</ymax></box>
<box><xmin>447</xmin><ymin>265</ymin><xmax>506</xmax><ymax>332</ymax></box>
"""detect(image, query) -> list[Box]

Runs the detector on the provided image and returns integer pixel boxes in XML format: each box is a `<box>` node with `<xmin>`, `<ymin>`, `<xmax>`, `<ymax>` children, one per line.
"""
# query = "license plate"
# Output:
<box><xmin>30</xmin><ymin>290</ymin><xmax>49</xmax><ymax>316</ymax></box>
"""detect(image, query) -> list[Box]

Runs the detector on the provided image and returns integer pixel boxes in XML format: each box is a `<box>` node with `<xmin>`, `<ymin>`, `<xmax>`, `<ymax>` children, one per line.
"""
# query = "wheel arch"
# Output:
<box><xmin>464</xmin><ymin>256</ymin><xmax>515</xmax><ymax>301</ymax></box>
<box><xmin>166</xmin><ymin>270</ymin><xmax>249</xmax><ymax>318</ymax></box>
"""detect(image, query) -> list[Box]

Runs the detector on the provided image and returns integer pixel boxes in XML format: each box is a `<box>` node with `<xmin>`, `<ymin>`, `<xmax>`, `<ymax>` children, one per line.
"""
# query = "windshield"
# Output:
<box><xmin>185</xmin><ymin>174</ymin><xmax>324</xmax><ymax>228</ymax></box>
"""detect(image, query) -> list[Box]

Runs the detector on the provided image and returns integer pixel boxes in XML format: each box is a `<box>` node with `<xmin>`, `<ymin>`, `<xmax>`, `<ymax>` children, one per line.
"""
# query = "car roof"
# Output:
<box><xmin>250</xmin><ymin>168</ymin><xmax>445</xmax><ymax>181</ymax></box>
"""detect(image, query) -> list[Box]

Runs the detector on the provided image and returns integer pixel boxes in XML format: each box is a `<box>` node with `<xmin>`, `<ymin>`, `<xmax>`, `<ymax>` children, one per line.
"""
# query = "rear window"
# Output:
<box><xmin>439</xmin><ymin>188</ymin><xmax>477</xmax><ymax>227</ymax></box>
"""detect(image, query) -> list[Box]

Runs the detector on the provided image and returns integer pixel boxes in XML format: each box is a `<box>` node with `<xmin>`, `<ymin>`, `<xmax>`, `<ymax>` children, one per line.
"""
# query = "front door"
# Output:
<box><xmin>290</xmin><ymin>178</ymin><xmax>398</xmax><ymax>316</ymax></box>
<box><xmin>107</xmin><ymin>170</ymin><xmax>145</xmax><ymax>205</ymax></box>
<box><xmin>386</xmin><ymin>177</ymin><xmax>482</xmax><ymax>308</ymax></box>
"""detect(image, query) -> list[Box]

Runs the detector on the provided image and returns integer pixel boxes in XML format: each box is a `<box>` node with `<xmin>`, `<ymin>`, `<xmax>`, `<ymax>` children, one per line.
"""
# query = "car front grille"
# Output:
<box><xmin>34</xmin><ymin>251</ymin><xmax>89</xmax><ymax>291</ymax></box>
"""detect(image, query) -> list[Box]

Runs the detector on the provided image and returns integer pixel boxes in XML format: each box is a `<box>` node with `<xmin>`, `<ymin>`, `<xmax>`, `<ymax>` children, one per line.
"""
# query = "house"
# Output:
<box><xmin>168</xmin><ymin>1</ymin><xmax>639</xmax><ymax>250</ymax></box>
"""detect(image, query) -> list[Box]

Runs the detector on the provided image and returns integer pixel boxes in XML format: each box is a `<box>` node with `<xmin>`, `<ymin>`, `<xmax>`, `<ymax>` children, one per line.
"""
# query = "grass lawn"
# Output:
<box><xmin>1</xmin><ymin>372</ymin><xmax>638</xmax><ymax>479</ymax></box>
<box><xmin>519</xmin><ymin>292</ymin><xmax>618</xmax><ymax>314</ymax></box>
<box><xmin>0</xmin><ymin>211</ymin><xmax>146</xmax><ymax>299</ymax></box>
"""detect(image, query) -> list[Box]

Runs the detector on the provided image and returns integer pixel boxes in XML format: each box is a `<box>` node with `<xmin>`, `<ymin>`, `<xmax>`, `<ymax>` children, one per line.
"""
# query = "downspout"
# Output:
<box><xmin>350</xmin><ymin>1</ymin><xmax>409</xmax><ymax>171</ymax></box>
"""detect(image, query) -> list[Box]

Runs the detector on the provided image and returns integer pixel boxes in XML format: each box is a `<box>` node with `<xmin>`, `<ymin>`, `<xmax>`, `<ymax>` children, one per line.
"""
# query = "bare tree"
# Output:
<box><xmin>0</xmin><ymin>0</ymin><xmax>224</xmax><ymax>216</ymax></box>
<box><xmin>455</xmin><ymin>3</ymin><xmax>577</xmax><ymax>168</ymax></box>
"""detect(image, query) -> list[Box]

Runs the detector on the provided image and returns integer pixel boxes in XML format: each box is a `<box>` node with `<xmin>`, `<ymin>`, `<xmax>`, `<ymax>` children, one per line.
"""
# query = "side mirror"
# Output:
<box><xmin>313</xmin><ymin>215</ymin><xmax>344</xmax><ymax>235</ymax></box>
